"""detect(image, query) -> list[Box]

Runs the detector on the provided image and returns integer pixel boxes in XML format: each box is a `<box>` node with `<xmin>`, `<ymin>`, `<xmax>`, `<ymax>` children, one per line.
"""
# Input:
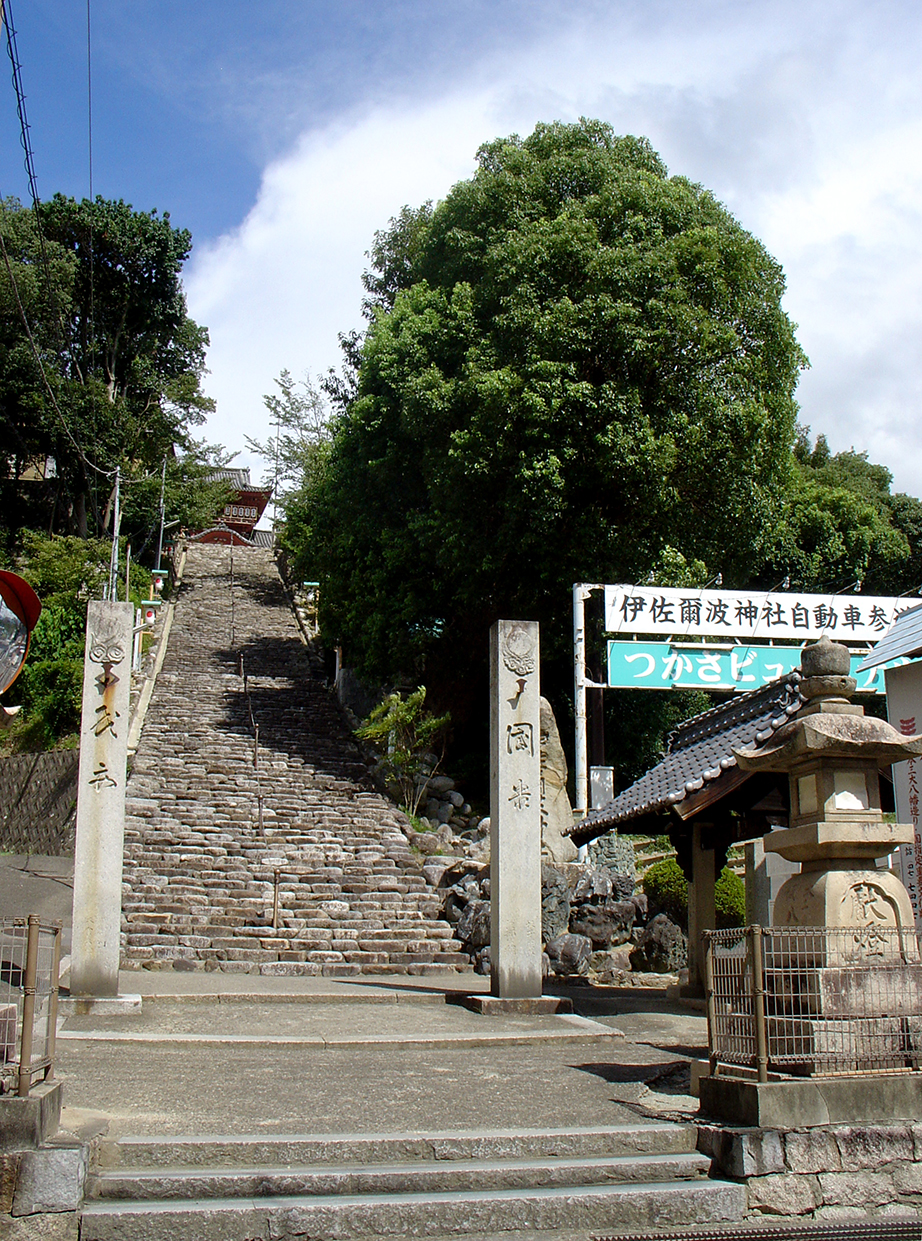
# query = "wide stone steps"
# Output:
<box><xmin>81</xmin><ymin>1125</ymin><xmax>745</xmax><ymax>1240</ymax></box>
<box><xmin>91</xmin><ymin>1152</ymin><xmax>712</xmax><ymax>1200</ymax></box>
<box><xmin>120</xmin><ymin>543</ymin><xmax>469</xmax><ymax>976</ymax></box>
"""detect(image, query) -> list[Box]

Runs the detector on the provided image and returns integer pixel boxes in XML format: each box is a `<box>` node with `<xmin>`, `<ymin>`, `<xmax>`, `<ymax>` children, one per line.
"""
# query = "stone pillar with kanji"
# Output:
<box><xmin>490</xmin><ymin>620</ymin><xmax>543</xmax><ymax>999</ymax></box>
<box><xmin>71</xmin><ymin>601</ymin><xmax>133</xmax><ymax>997</ymax></box>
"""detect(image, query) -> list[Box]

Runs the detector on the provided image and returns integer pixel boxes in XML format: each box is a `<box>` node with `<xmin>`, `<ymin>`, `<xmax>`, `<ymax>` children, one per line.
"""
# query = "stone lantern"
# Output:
<box><xmin>735</xmin><ymin>635</ymin><xmax>922</xmax><ymax>943</ymax></box>
<box><xmin>700</xmin><ymin>636</ymin><xmax>922</xmax><ymax>1126</ymax></box>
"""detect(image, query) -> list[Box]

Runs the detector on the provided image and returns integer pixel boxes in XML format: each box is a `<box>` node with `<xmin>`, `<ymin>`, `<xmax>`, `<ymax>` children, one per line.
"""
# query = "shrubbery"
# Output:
<box><xmin>642</xmin><ymin>856</ymin><xmax>746</xmax><ymax>930</ymax></box>
<box><xmin>715</xmin><ymin>866</ymin><xmax>747</xmax><ymax>928</ymax></box>
<box><xmin>642</xmin><ymin>858</ymin><xmax>689</xmax><ymax>928</ymax></box>
<box><xmin>1</xmin><ymin>534</ymin><xmax>150</xmax><ymax>751</ymax></box>
<box><xmin>355</xmin><ymin>686</ymin><xmax>450</xmax><ymax>817</ymax></box>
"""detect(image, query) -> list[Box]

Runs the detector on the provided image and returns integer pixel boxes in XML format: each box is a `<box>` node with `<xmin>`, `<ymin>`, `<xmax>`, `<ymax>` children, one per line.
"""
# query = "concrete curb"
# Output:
<box><xmin>127</xmin><ymin>543</ymin><xmax>186</xmax><ymax>756</ymax></box>
<box><xmin>56</xmin><ymin>1015</ymin><xmax>619</xmax><ymax>1049</ymax></box>
<box><xmin>127</xmin><ymin>602</ymin><xmax>175</xmax><ymax>755</ymax></box>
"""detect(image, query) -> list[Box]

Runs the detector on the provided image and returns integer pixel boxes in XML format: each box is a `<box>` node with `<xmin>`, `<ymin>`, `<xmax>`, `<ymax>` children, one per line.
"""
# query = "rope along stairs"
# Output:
<box><xmin>121</xmin><ymin>544</ymin><xmax>466</xmax><ymax>976</ymax></box>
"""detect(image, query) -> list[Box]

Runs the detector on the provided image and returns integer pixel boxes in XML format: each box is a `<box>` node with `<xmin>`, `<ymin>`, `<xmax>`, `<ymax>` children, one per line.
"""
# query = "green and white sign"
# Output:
<box><xmin>607</xmin><ymin>641</ymin><xmax>904</xmax><ymax>693</ymax></box>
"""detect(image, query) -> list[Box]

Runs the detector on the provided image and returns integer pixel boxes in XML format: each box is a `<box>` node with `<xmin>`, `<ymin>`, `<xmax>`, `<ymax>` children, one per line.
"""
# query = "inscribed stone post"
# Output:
<box><xmin>71</xmin><ymin>601</ymin><xmax>133</xmax><ymax>997</ymax></box>
<box><xmin>490</xmin><ymin>620</ymin><xmax>542</xmax><ymax>998</ymax></box>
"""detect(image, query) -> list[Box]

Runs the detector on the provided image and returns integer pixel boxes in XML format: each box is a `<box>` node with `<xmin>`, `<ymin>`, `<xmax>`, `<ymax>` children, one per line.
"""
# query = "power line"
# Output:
<box><xmin>1</xmin><ymin>0</ymin><xmax>115</xmax><ymax>501</ymax></box>
<box><xmin>0</xmin><ymin>223</ymin><xmax>114</xmax><ymax>479</ymax></box>
<box><xmin>3</xmin><ymin>0</ymin><xmax>40</xmax><ymax>208</ymax></box>
<box><xmin>2</xmin><ymin>0</ymin><xmax>66</xmax><ymax>348</ymax></box>
<box><xmin>85</xmin><ymin>0</ymin><xmax>93</xmax><ymax>201</ymax></box>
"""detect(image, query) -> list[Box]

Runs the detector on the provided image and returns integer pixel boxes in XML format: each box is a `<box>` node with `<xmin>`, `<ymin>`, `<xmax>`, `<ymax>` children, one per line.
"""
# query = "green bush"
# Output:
<box><xmin>0</xmin><ymin>533</ymin><xmax>152</xmax><ymax>751</ymax></box>
<box><xmin>355</xmin><ymin>687</ymin><xmax>450</xmax><ymax>816</ymax></box>
<box><xmin>642</xmin><ymin>858</ymin><xmax>688</xmax><ymax>929</ymax></box>
<box><xmin>642</xmin><ymin>856</ymin><xmax>746</xmax><ymax>930</ymax></box>
<box><xmin>715</xmin><ymin>866</ymin><xmax>746</xmax><ymax>928</ymax></box>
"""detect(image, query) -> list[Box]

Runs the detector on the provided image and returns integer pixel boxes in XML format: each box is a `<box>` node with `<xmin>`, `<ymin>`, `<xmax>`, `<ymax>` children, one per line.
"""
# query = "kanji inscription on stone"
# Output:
<box><xmin>490</xmin><ymin>619</ymin><xmax>542</xmax><ymax>999</ymax></box>
<box><xmin>71</xmin><ymin>601</ymin><xmax>133</xmax><ymax>997</ymax></box>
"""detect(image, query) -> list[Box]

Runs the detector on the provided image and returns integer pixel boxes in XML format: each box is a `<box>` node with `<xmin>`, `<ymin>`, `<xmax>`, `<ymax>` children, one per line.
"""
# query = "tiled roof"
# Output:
<box><xmin>205</xmin><ymin>467</ymin><xmax>252</xmax><ymax>489</ymax></box>
<box><xmin>187</xmin><ymin>524</ymin><xmax>277</xmax><ymax>548</ymax></box>
<box><xmin>568</xmin><ymin>671</ymin><xmax>804</xmax><ymax>844</ymax></box>
<box><xmin>858</xmin><ymin>600</ymin><xmax>922</xmax><ymax>671</ymax></box>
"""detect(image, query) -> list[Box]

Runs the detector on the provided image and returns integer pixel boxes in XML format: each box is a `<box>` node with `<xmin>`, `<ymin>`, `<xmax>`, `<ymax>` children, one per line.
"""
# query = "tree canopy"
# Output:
<box><xmin>757</xmin><ymin>432</ymin><xmax>922</xmax><ymax>598</ymax></box>
<box><xmin>291</xmin><ymin>120</ymin><xmax>808</xmax><ymax>706</ymax></box>
<box><xmin>0</xmin><ymin>195</ymin><xmax>225</xmax><ymax>548</ymax></box>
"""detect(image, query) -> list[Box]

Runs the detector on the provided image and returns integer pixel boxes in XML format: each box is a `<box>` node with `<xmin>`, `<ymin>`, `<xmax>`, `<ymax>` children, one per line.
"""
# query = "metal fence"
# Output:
<box><xmin>0</xmin><ymin>916</ymin><xmax>61</xmax><ymax>1097</ymax></box>
<box><xmin>705</xmin><ymin>925</ymin><xmax>922</xmax><ymax>1080</ymax></box>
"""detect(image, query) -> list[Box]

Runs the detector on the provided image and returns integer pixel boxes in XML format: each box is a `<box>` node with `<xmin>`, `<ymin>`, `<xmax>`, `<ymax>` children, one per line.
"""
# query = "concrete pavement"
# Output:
<box><xmin>54</xmin><ymin>972</ymin><xmax>706</xmax><ymax>1143</ymax></box>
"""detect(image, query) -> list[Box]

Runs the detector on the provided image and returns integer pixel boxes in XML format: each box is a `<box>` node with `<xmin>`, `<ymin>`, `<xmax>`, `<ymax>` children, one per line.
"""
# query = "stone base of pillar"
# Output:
<box><xmin>0</xmin><ymin>1081</ymin><xmax>62</xmax><ymax>1151</ymax></box>
<box><xmin>699</xmin><ymin>1070</ymin><xmax>922</xmax><ymax>1128</ymax></box>
<box><xmin>59</xmin><ymin>994</ymin><xmax>142</xmax><ymax>1017</ymax></box>
<box><xmin>459</xmin><ymin>994</ymin><xmax>573</xmax><ymax>1015</ymax></box>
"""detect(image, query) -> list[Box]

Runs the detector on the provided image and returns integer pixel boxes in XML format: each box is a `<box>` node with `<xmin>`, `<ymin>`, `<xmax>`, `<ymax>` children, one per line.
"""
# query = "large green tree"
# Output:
<box><xmin>296</xmin><ymin>121</ymin><xmax>807</xmax><ymax>726</ymax></box>
<box><xmin>0</xmin><ymin>195</ymin><xmax>221</xmax><ymax>545</ymax></box>
<box><xmin>758</xmin><ymin>431</ymin><xmax>922</xmax><ymax>597</ymax></box>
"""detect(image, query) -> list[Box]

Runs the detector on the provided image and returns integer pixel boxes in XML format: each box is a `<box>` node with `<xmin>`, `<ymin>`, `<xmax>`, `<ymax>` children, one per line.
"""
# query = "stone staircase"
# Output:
<box><xmin>80</xmin><ymin>1123</ymin><xmax>746</xmax><ymax>1239</ymax></box>
<box><xmin>121</xmin><ymin>543</ymin><xmax>467</xmax><ymax>976</ymax></box>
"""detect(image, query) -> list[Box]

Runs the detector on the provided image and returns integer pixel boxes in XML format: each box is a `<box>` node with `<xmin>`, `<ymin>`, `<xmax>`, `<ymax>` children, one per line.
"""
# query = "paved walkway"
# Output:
<box><xmin>55</xmin><ymin>973</ymin><xmax>706</xmax><ymax>1144</ymax></box>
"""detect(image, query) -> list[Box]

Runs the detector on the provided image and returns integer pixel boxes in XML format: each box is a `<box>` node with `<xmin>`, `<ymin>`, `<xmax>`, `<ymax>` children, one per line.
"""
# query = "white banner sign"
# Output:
<box><xmin>886</xmin><ymin>661</ymin><xmax>922</xmax><ymax>936</ymax></box>
<box><xmin>605</xmin><ymin>585</ymin><xmax>907</xmax><ymax>644</ymax></box>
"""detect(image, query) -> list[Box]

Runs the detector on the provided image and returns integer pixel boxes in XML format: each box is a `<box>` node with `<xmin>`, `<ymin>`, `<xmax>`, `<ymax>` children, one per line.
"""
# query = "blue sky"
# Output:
<box><xmin>4</xmin><ymin>1</ymin><xmax>922</xmax><ymax>497</ymax></box>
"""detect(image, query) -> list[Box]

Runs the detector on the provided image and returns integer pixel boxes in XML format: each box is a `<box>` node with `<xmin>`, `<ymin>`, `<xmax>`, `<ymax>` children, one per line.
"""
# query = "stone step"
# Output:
<box><xmin>79</xmin><ymin>1179</ymin><xmax>743</xmax><ymax>1240</ymax></box>
<box><xmin>91</xmin><ymin>1151</ymin><xmax>711</xmax><ymax>1202</ymax></box>
<box><xmin>120</xmin><ymin>543</ymin><xmax>469</xmax><ymax>976</ymax></box>
<box><xmin>84</xmin><ymin>1125</ymin><xmax>741</xmax><ymax>1239</ymax></box>
<box><xmin>95</xmin><ymin>1125</ymin><xmax>704</xmax><ymax>1171</ymax></box>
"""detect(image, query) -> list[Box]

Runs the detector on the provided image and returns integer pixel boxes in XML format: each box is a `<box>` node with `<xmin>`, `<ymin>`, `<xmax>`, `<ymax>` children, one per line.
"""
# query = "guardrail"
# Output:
<box><xmin>705</xmin><ymin>924</ymin><xmax>922</xmax><ymax>1080</ymax></box>
<box><xmin>0</xmin><ymin>916</ymin><xmax>61</xmax><ymax>1097</ymax></box>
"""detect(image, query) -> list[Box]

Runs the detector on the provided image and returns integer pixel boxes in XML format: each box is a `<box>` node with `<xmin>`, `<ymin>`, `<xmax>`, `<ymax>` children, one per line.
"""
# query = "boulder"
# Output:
<box><xmin>630</xmin><ymin>892</ymin><xmax>648</xmax><ymax>923</ymax></box>
<box><xmin>427</xmin><ymin>775</ymin><xmax>455</xmax><ymax>795</ymax></box>
<box><xmin>541</xmin><ymin>865</ymin><xmax>570</xmax><ymax>942</ymax></box>
<box><xmin>629</xmin><ymin>914</ymin><xmax>687</xmax><ymax>973</ymax></box>
<box><xmin>611</xmin><ymin>872</ymin><xmax>635</xmax><ymax>901</ymax></box>
<box><xmin>539</xmin><ymin>698</ymin><xmax>579</xmax><ymax>863</ymax></box>
<box><xmin>588</xmin><ymin>949</ymin><xmax>627</xmax><ymax>985</ymax></box>
<box><xmin>570</xmin><ymin>897</ymin><xmax>635</xmax><ymax>948</ymax></box>
<box><xmin>572</xmin><ymin>869</ymin><xmax>613</xmax><ymax>902</ymax></box>
<box><xmin>456</xmin><ymin>898</ymin><xmax>491</xmax><ymax>950</ymax></box>
<box><xmin>545</xmin><ymin>932</ymin><xmax>592</xmax><ymax>976</ymax></box>
<box><xmin>409</xmin><ymin>825</ymin><xmax>454</xmax><ymax>856</ymax></box>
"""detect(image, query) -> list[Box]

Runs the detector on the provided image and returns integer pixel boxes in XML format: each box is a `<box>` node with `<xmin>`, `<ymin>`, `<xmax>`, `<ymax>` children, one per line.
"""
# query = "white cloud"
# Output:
<box><xmin>187</xmin><ymin>0</ymin><xmax>922</xmax><ymax>496</ymax></box>
<box><xmin>186</xmin><ymin>98</ymin><xmax>492</xmax><ymax>476</ymax></box>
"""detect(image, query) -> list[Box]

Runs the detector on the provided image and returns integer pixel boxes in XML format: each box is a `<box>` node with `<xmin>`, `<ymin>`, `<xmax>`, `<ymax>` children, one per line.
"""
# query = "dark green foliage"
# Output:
<box><xmin>643</xmin><ymin>855</ymin><xmax>746</xmax><ymax>931</ymax></box>
<box><xmin>0</xmin><ymin>195</ymin><xmax>221</xmax><ymax>544</ymax></box>
<box><xmin>279</xmin><ymin>119</ymin><xmax>922</xmax><ymax>780</ymax></box>
<box><xmin>13</xmin><ymin>658</ymin><xmax>83</xmax><ymax>750</ymax></box>
<box><xmin>642</xmin><ymin>857</ymin><xmax>688</xmax><ymax>928</ymax></box>
<box><xmin>297</xmin><ymin>120</ymin><xmax>807</xmax><ymax>750</ymax></box>
<box><xmin>1</xmin><ymin>533</ymin><xmax>149</xmax><ymax>750</ymax></box>
<box><xmin>761</xmin><ymin>431</ymin><xmax>922</xmax><ymax>595</ymax></box>
<box><xmin>606</xmin><ymin>688</ymin><xmax>714</xmax><ymax>790</ymax></box>
<box><xmin>715</xmin><ymin>866</ymin><xmax>746</xmax><ymax>929</ymax></box>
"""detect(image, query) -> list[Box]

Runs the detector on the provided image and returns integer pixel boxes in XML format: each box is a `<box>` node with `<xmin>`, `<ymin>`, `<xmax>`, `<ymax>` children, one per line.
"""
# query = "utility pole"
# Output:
<box><xmin>155</xmin><ymin>455</ymin><xmax>167</xmax><ymax>569</ymax></box>
<box><xmin>106</xmin><ymin>467</ymin><xmax>121</xmax><ymax>601</ymax></box>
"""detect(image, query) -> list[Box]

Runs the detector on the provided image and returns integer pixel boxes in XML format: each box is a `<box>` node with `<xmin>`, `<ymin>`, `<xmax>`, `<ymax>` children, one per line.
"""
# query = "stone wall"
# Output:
<box><xmin>699</xmin><ymin>1121</ymin><xmax>922</xmax><ymax>1220</ymax></box>
<box><xmin>0</xmin><ymin>752</ymin><xmax>77</xmax><ymax>856</ymax></box>
<box><xmin>589</xmin><ymin>831</ymin><xmax>637</xmax><ymax>876</ymax></box>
